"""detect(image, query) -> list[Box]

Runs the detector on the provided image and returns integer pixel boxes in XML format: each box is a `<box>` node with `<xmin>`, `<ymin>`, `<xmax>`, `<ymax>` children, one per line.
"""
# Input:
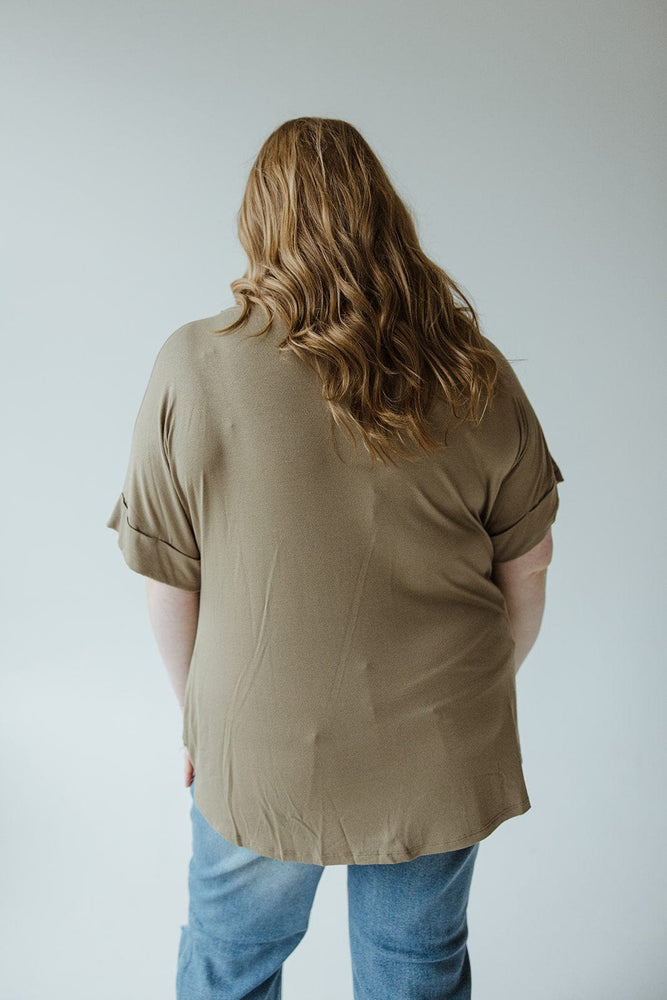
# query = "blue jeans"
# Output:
<box><xmin>177</xmin><ymin>779</ymin><xmax>480</xmax><ymax>999</ymax></box>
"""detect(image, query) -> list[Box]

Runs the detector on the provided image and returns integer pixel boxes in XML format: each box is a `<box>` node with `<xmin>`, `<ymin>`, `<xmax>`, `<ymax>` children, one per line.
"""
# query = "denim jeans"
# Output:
<box><xmin>177</xmin><ymin>778</ymin><xmax>480</xmax><ymax>1000</ymax></box>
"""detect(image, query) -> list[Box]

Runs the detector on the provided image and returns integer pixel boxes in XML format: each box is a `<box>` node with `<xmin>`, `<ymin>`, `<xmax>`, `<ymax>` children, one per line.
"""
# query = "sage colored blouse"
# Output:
<box><xmin>106</xmin><ymin>302</ymin><xmax>564</xmax><ymax>865</ymax></box>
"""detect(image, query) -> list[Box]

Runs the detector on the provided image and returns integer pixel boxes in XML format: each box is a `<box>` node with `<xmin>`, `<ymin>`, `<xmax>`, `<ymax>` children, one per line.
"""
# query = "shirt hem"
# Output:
<box><xmin>191</xmin><ymin>790</ymin><xmax>532</xmax><ymax>866</ymax></box>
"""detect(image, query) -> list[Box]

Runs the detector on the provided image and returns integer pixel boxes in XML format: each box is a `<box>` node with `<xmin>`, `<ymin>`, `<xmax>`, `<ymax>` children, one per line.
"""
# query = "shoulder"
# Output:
<box><xmin>150</xmin><ymin>305</ymin><xmax>243</xmax><ymax>384</ymax></box>
<box><xmin>470</xmin><ymin>335</ymin><xmax>537</xmax><ymax>464</ymax></box>
<box><xmin>479</xmin><ymin>335</ymin><xmax>525</xmax><ymax>401</ymax></box>
<box><xmin>157</xmin><ymin>307</ymin><xmax>234</xmax><ymax>360</ymax></box>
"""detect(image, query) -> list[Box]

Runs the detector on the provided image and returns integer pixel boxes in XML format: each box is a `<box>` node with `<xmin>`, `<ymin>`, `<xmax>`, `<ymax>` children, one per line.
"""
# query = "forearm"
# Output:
<box><xmin>144</xmin><ymin>578</ymin><xmax>200</xmax><ymax>709</ymax></box>
<box><xmin>496</xmin><ymin>568</ymin><xmax>548</xmax><ymax>674</ymax></box>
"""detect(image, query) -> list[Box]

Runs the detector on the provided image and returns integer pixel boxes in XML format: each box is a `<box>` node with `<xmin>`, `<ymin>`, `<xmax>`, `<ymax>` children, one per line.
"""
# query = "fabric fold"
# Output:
<box><xmin>107</xmin><ymin>492</ymin><xmax>201</xmax><ymax>591</ymax></box>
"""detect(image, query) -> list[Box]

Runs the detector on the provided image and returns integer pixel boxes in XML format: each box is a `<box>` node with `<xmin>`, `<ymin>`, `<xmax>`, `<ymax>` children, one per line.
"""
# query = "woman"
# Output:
<box><xmin>107</xmin><ymin>117</ymin><xmax>564</xmax><ymax>1000</ymax></box>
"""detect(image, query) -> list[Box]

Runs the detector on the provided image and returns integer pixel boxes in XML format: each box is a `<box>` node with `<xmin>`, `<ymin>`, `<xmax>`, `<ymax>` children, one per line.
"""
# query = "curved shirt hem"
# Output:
<box><xmin>191</xmin><ymin>789</ymin><xmax>532</xmax><ymax>866</ymax></box>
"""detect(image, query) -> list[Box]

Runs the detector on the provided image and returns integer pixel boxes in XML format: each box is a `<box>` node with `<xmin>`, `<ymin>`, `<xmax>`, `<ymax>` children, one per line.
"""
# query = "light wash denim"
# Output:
<box><xmin>177</xmin><ymin>777</ymin><xmax>480</xmax><ymax>999</ymax></box>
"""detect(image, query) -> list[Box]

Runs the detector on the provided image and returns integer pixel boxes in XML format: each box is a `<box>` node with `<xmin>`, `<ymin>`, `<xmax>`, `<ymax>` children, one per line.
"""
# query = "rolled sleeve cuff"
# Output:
<box><xmin>106</xmin><ymin>493</ymin><xmax>201</xmax><ymax>591</ymax></box>
<box><xmin>488</xmin><ymin>482</ymin><xmax>560</xmax><ymax>563</ymax></box>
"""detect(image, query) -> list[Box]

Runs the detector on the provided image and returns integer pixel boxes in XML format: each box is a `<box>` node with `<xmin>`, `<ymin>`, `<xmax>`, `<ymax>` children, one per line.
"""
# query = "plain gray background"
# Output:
<box><xmin>2</xmin><ymin>1</ymin><xmax>665</xmax><ymax>997</ymax></box>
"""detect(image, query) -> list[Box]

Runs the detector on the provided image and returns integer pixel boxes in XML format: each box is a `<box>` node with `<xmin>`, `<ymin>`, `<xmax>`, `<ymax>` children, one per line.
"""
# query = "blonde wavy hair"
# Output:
<box><xmin>212</xmin><ymin>117</ymin><xmax>499</xmax><ymax>466</ymax></box>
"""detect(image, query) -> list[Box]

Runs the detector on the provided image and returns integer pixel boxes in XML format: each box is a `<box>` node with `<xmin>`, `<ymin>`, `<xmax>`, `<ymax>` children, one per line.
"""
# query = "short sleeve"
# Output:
<box><xmin>106</xmin><ymin>341</ymin><xmax>201</xmax><ymax>591</ymax></box>
<box><xmin>485</xmin><ymin>389</ymin><xmax>564</xmax><ymax>563</ymax></box>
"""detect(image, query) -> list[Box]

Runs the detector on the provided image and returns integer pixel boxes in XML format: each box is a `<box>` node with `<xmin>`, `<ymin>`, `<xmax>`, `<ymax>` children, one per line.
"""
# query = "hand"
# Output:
<box><xmin>184</xmin><ymin>747</ymin><xmax>195</xmax><ymax>787</ymax></box>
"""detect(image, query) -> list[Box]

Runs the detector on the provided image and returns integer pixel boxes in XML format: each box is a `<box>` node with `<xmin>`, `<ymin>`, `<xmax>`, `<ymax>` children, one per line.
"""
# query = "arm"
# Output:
<box><xmin>491</xmin><ymin>528</ymin><xmax>554</xmax><ymax>675</ymax></box>
<box><xmin>144</xmin><ymin>578</ymin><xmax>200</xmax><ymax>710</ymax></box>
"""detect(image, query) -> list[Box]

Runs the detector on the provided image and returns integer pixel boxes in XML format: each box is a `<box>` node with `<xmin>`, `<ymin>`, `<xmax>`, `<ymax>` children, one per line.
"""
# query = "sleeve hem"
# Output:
<box><xmin>106</xmin><ymin>494</ymin><xmax>201</xmax><ymax>591</ymax></box>
<box><xmin>489</xmin><ymin>481</ymin><xmax>560</xmax><ymax>563</ymax></box>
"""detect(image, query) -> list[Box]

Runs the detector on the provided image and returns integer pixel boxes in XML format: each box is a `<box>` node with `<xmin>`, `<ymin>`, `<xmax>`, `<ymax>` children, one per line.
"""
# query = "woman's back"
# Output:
<box><xmin>107</xmin><ymin>299</ymin><xmax>563</xmax><ymax>865</ymax></box>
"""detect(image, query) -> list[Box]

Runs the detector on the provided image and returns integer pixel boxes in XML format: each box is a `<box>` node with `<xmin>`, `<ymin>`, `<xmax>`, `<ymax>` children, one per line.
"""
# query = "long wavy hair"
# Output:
<box><xmin>211</xmin><ymin>117</ymin><xmax>499</xmax><ymax>466</ymax></box>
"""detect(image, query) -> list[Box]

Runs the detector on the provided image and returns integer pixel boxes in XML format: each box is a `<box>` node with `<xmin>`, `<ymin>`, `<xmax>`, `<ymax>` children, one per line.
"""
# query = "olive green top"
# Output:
<box><xmin>106</xmin><ymin>302</ymin><xmax>564</xmax><ymax>865</ymax></box>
